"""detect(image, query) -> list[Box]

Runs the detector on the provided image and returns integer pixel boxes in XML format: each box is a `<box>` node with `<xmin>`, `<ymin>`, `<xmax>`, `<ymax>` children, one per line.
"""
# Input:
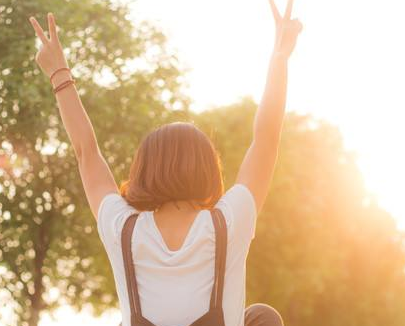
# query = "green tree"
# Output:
<box><xmin>0</xmin><ymin>1</ymin><xmax>190</xmax><ymax>325</ymax></box>
<box><xmin>3</xmin><ymin>1</ymin><xmax>405</xmax><ymax>325</ymax></box>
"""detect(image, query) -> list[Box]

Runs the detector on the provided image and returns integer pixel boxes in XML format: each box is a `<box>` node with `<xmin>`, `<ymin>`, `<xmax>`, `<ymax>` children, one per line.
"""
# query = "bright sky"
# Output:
<box><xmin>33</xmin><ymin>0</ymin><xmax>405</xmax><ymax>324</ymax></box>
<box><xmin>127</xmin><ymin>0</ymin><xmax>405</xmax><ymax>229</ymax></box>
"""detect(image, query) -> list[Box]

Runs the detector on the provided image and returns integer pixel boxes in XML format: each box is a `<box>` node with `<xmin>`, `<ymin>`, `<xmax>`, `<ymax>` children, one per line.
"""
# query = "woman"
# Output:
<box><xmin>29</xmin><ymin>1</ymin><xmax>302</xmax><ymax>325</ymax></box>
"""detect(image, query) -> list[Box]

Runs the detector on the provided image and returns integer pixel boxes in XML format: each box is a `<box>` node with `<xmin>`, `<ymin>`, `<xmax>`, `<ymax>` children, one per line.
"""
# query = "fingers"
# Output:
<box><xmin>29</xmin><ymin>17</ymin><xmax>49</xmax><ymax>44</ymax></box>
<box><xmin>47</xmin><ymin>13</ymin><xmax>59</xmax><ymax>42</ymax></box>
<box><xmin>269</xmin><ymin>0</ymin><xmax>281</xmax><ymax>22</ymax></box>
<box><xmin>284</xmin><ymin>0</ymin><xmax>294</xmax><ymax>21</ymax></box>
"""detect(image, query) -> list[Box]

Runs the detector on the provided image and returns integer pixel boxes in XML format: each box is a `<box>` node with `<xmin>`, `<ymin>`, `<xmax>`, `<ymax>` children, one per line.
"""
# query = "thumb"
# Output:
<box><xmin>293</xmin><ymin>19</ymin><xmax>303</xmax><ymax>33</ymax></box>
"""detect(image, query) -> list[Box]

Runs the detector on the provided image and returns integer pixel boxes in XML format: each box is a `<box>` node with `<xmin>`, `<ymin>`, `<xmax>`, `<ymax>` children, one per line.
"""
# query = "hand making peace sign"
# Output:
<box><xmin>269</xmin><ymin>0</ymin><xmax>303</xmax><ymax>59</ymax></box>
<box><xmin>29</xmin><ymin>13</ymin><xmax>69</xmax><ymax>78</ymax></box>
<box><xmin>29</xmin><ymin>2</ymin><xmax>301</xmax><ymax>79</ymax></box>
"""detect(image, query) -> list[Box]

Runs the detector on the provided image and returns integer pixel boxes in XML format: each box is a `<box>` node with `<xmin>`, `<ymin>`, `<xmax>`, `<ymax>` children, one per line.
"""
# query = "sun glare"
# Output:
<box><xmin>128</xmin><ymin>0</ymin><xmax>405</xmax><ymax>231</ymax></box>
<box><xmin>357</xmin><ymin>144</ymin><xmax>405</xmax><ymax>230</ymax></box>
<box><xmin>5</xmin><ymin>0</ymin><xmax>405</xmax><ymax>325</ymax></box>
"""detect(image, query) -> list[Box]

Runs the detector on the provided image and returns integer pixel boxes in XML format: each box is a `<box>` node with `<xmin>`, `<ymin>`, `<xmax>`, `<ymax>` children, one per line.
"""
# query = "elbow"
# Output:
<box><xmin>74</xmin><ymin>140</ymin><xmax>99</xmax><ymax>163</ymax></box>
<box><xmin>253</xmin><ymin>110</ymin><xmax>285</xmax><ymax>143</ymax></box>
<box><xmin>253</xmin><ymin>123</ymin><xmax>283</xmax><ymax>146</ymax></box>
<box><xmin>73</xmin><ymin>145</ymin><xmax>83</xmax><ymax>160</ymax></box>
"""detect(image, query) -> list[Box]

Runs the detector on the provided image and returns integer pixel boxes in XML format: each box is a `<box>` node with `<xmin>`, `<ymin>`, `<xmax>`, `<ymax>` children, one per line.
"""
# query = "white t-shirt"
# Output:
<box><xmin>97</xmin><ymin>183</ymin><xmax>257</xmax><ymax>326</ymax></box>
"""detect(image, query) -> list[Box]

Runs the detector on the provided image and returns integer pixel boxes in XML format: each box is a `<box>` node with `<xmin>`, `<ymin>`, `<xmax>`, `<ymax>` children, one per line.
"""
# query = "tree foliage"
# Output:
<box><xmin>196</xmin><ymin>98</ymin><xmax>405</xmax><ymax>326</ymax></box>
<box><xmin>1</xmin><ymin>1</ymin><xmax>405</xmax><ymax>326</ymax></box>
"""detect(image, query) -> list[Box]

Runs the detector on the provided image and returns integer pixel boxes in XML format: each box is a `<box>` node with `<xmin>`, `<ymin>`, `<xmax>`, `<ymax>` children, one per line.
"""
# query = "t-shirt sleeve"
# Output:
<box><xmin>214</xmin><ymin>183</ymin><xmax>258</xmax><ymax>243</ymax></box>
<box><xmin>97</xmin><ymin>192</ymin><xmax>139</xmax><ymax>247</ymax></box>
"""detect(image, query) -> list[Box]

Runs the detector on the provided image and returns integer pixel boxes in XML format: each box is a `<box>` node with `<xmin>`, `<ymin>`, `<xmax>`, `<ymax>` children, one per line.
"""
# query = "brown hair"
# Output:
<box><xmin>119</xmin><ymin>122</ymin><xmax>224</xmax><ymax>211</ymax></box>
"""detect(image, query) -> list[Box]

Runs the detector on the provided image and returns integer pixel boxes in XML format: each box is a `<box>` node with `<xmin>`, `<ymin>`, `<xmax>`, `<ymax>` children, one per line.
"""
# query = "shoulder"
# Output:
<box><xmin>97</xmin><ymin>192</ymin><xmax>140</xmax><ymax>246</ymax></box>
<box><xmin>214</xmin><ymin>183</ymin><xmax>258</xmax><ymax>242</ymax></box>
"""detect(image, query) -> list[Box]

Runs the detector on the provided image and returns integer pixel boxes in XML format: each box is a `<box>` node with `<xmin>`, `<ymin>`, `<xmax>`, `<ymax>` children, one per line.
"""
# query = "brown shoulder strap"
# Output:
<box><xmin>121</xmin><ymin>213</ymin><xmax>142</xmax><ymax>325</ymax></box>
<box><xmin>209</xmin><ymin>208</ymin><xmax>228</xmax><ymax>310</ymax></box>
<box><xmin>121</xmin><ymin>209</ymin><xmax>228</xmax><ymax>325</ymax></box>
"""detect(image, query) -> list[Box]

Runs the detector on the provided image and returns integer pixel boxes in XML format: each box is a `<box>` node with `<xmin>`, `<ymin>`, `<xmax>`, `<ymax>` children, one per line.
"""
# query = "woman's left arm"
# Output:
<box><xmin>29</xmin><ymin>13</ymin><xmax>119</xmax><ymax>220</ymax></box>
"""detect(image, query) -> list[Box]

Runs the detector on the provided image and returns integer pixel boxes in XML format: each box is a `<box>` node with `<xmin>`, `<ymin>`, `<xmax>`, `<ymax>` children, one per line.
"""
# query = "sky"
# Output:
<box><xmin>26</xmin><ymin>0</ymin><xmax>405</xmax><ymax>324</ymax></box>
<box><xmin>125</xmin><ymin>0</ymin><xmax>405</xmax><ymax>228</ymax></box>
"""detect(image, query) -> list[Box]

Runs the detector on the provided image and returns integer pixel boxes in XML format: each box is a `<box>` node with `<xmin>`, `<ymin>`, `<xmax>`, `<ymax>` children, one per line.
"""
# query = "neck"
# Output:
<box><xmin>156</xmin><ymin>200</ymin><xmax>199</xmax><ymax>214</ymax></box>
<box><xmin>154</xmin><ymin>201</ymin><xmax>204</xmax><ymax>225</ymax></box>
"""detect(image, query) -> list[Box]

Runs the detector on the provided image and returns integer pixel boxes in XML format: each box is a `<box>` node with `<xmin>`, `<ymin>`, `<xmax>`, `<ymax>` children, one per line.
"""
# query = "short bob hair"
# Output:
<box><xmin>119</xmin><ymin>122</ymin><xmax>224</xmax><ymax>211</ymax></box>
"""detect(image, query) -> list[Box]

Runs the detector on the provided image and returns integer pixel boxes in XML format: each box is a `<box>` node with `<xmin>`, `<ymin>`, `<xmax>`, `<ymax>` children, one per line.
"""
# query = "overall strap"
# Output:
<box><xmin>121</xmin><ymin>209</ymin><xmax>228</xmax><ymax>325</ymax></box>
<box><xmin>209</xmin><ymin>208</ymin><xmax>228</xmax><ymax>310</ymax></box>
<box><xmin>121</xmin><ymin>213</ymin><xmax>142</xmax><ymax>325</ymax></box>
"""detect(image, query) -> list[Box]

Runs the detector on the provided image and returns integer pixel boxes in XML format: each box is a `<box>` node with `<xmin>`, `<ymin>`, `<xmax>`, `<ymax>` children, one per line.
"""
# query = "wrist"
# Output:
<box><xmin>271</xmin><ymin>51</ymin><xmax>289</xmax><ymax>62</ymax></box>
<box><xmin>51</xmin><ymin>70</ymin><xmax>72</xmax><ymax>88</ymax></box>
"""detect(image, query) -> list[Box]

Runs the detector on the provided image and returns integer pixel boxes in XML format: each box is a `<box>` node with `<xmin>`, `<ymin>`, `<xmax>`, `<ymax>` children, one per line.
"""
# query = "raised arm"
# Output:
<box><xmin>29</xmin><ymin>13</ymin><xmax>118</xmax><ymax>220</ymax></box>
<box><xmin>236</xmin><ymin>0</ymin><xmax>303</xmax><ymax>214</ymax></box>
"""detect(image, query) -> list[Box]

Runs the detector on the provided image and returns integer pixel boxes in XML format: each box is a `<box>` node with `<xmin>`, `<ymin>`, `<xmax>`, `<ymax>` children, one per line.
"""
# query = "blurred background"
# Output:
<box><xmin>1</xmin><ymin>0</ymin><xmax>405</xmax><ymax>325</ymax></box>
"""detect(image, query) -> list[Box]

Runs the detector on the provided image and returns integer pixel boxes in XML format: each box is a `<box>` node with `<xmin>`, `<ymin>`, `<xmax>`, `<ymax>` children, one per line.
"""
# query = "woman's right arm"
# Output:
<box><xmin>236</xmin><ymin>0</ymin><xmax>303</xmax><ymax>214</ymax></box>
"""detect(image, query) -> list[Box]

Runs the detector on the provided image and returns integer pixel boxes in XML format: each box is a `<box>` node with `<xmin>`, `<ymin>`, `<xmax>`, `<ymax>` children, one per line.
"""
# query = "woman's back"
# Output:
<box><xmin>97</xmin><ymin>183</ymin><xmax>257</xmax><ymax>326</ymax></box>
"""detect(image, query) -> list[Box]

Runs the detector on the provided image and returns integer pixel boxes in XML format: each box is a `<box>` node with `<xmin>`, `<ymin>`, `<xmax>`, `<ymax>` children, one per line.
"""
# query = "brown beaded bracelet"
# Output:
<box><xmin>50</xmin><ymin>67</ymin><xmax>71</xmax><ymax>84</ymax></box>
<box><xmin>53</xmin><ymin>79</ymin><xmax>76</xmax><ymax>94</ymax></box>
